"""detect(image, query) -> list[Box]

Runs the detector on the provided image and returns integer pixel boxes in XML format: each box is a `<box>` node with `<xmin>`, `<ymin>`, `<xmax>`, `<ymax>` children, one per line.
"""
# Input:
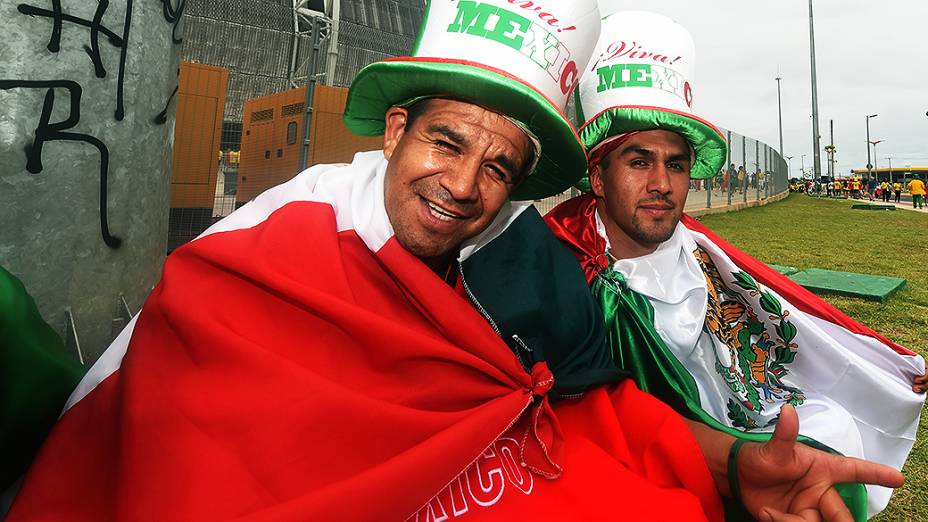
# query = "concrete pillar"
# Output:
<box><xmin>0</xmin><ymin>1</ymin><xmax>182</xmax><ymax>362</ymax></box>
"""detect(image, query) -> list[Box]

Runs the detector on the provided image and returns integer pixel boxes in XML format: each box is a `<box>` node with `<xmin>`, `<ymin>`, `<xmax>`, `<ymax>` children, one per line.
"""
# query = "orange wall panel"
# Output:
<box><xmin>170</xmin><ymin>62</ymin><xmax>228</xmax><ymax>209</ymax></box>
<box><xmin>236</xmin><ymin>84</ymin><xmax>381</xmax><ymax>205</ymax></box>
<box><xmin>307</xmin><ymin>85</ymin><xmax>381</xmax><ymax>167</ymax></box>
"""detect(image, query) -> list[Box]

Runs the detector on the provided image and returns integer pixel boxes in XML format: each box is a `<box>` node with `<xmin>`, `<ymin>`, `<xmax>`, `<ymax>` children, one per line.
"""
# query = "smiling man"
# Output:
<box><xmin>380</xmin><ymin>99</ymin><xmax>534</xmax><ymax>273</ymax></box>
<box><xmin>546</xmin><ymin>12</ymin><xmax>926</xmax><ymax>520</ymax></box>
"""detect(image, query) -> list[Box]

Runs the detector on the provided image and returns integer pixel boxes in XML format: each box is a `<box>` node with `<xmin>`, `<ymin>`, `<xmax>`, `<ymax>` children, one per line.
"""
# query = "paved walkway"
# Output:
<box><xmin>887</xmin><ymin>201</ymin><xmax>928</xmax><ymax>214</ymax></box>
<box><xmin>846</xmin><ymin>196</ymin><xmax>927</xmax><ymax>214</ymax></box>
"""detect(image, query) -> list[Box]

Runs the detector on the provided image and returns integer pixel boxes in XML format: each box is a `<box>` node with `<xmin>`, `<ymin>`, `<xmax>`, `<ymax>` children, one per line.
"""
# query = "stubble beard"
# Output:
<box><xmin>627</xmin><ymin>207</ymin><xmax>681</xmax><ymax>246</ymax></box>
<box><xmin>389</xmin><ymin>178</ymin><xmax>480</xmax><ymax>266</ymax></box>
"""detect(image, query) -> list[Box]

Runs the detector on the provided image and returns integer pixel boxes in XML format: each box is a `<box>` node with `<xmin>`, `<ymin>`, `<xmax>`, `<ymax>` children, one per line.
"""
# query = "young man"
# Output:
<box><xmin>546</xmin><ymin>11</ymin><xmax>925</xmax><ymax>520</ymax></box>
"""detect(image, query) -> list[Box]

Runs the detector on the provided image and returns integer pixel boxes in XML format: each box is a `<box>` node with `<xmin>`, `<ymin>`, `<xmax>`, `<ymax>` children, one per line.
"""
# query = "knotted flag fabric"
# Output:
<box><xmin>8</xmin><ymin>153</ymin><xmax>723</xmax><ymax>521</ymax></box>
<box><xmin>546</xmin><ymin>194</ymin><xmax>925</xmax><ymax>518</ymax></box>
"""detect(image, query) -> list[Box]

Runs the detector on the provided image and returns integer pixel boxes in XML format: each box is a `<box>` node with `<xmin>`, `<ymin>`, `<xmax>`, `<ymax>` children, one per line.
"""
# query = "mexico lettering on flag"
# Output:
<box><xmin>545</xmin><ymin>194</ymin><xmax>926</xmax><ymax>518</ymax></box>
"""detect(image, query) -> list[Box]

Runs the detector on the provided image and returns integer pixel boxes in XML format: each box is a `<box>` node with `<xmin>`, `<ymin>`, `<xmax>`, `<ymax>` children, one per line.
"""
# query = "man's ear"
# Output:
<box><xmin>382</xmin><ymin>107</ymin><xmax>409</xmax><ymax>160</ymax></box>
<box><xmin>589</xmin><ymin>163</ymin><xmax>606</xmax><ymax>198</ymax></box>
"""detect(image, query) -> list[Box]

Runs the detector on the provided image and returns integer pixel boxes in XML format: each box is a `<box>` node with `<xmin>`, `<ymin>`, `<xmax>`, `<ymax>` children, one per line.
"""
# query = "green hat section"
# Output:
<box><xmin>343</xmin><ymin>59</ymin><xmax>588</xmax><ymax>201</ymax></box>
<box><xmin>579</xmin><ymin>105</ymin><xmax>728</xmax><ymax>180</ymax></box>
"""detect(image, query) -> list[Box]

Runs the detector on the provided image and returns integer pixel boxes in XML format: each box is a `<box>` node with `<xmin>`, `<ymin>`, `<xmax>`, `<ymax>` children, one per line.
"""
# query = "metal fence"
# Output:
<box><xmin>169</xmin><ymin>0</ymin><xmax>423</xmax><ymax>250</ymax></box>
<box><xmin>169</xmin><ymin>0</ymin><xmax>789</xmax><ymax>250</ymax></box>
<box><xmin>679</xmin><ymin>127</ymin><xmax>790</xmax><ymax>213</ymax></box>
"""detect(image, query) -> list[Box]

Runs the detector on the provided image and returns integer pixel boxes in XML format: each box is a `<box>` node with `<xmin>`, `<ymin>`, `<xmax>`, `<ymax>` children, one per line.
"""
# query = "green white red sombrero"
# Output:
<box><xmin>343</xmin><ymin>0</ymin><xmax>601</xmax><ymax>200</ymax></box>
<box><xmin>576</xmin><ymin>11</ymin><xmax>727</xmax><ymax>181</ymax></box>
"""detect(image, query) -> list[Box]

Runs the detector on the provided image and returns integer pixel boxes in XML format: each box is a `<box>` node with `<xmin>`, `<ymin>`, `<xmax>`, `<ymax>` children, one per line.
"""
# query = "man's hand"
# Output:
<box><xmin>736</xmin><ymin>404</ymin><xmax>904</xmax><ymax>522</ymax></box>
<box><xmin>912</xmin><ymin>361</ymin><xmax>928</xmax><ymax>393</ymax></box>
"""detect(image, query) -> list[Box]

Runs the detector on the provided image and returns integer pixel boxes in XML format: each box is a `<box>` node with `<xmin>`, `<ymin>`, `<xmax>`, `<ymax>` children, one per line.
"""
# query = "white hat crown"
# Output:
<box><xmin>579</xmin><ymin>11</ymin><xmax>696</xmax><ymax>119</ymax></box>
<box><xmin>414</xmin><ymin>0</ymin><xmax>601</xmax><ymax>112</ymax></box>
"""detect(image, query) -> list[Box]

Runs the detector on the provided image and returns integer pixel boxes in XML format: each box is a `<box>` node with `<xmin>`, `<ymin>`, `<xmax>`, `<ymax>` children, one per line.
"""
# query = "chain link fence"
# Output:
<box><xmin>169</xmin><ymin>0</ymin><xmax>423</xmax><ymax>250</ymax></box>
<box><xmin>169</xmin><ymin>1</ymin><xmax>789</xmax><ymax>250</ymax></box>
<box><xmin>678</xmin><ymin>127</ymin><xmax>789</xmax><ymax>213</ymax></box>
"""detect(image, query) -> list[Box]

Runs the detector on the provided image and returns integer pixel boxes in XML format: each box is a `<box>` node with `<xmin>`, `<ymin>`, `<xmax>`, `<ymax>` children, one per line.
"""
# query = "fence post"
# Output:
<box><xmin>742</xmin><ymin>136</ymin><xmax>747</xmax><ymax>203</ymax></box>
<box><xmin>764</xmin><ymin>145</ymin><xmax>769</xmax><ymax>199</ymax></box>
<box><xmin>299</xmin><ymin>18</ymin><xmax>324</xmax><ymax>171</ymax></box>
<box><xmin>727</xmin><ymin>131</ymin><xmax>733</xmax><ymax>207</ymax></box>
<box><xmin>755</xmin><ymin>140</ymin><xmax>760</xmax><ymax>202</ymax></box>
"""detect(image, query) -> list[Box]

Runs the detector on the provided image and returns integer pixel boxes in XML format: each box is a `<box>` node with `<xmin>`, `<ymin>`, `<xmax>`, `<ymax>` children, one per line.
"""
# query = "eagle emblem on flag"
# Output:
<box><xmin>694</xmin><ymin>247</ymin><xmax>806</xmax><ymax>430</ymax></box>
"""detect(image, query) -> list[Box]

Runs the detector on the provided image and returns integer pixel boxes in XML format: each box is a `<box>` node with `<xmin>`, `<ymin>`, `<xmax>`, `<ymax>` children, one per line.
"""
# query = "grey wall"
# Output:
<box><xmin>0</xmin><ymin>1</ymin><xmax>182</xmax><ymax>362</ymax></box>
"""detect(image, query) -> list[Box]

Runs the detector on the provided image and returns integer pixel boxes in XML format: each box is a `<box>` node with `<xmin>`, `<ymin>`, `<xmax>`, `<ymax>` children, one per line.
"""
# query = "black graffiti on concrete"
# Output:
<box><xmin>0</xmin><ymin>80</ymin><xmax>122</xmax><ymax>248</ymax></box>
<box><xmin>18</xmin><ymin>0</ymin><xmax>133</xmax><ymax>120</ymax></box>
<box><xmin>17</xmin><ymin>1</ymin><xmax>123</xmax><ymax>54</ymax></box>
<box><xmin>153</xmin><ymin>84</ymin><xmax>179</xmax><ymax>125</ymax></box>
<box><xmin>114</xmin><ymin>0</ymin><xmax>133</xmax><ymax>121</ymax></box>
<box><xmin>159</xmin><ymin>0</ymin><xmax>185</xmax><ymax>44</ymax></box>
<box><xmin>7</xmin><ymin>2</ymin><xmax>184</xmax><ymax>248</ymax></box>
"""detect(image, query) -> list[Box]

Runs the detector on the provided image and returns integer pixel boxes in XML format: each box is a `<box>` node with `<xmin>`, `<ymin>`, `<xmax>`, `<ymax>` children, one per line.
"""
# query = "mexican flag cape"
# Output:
<box><xmin>7</xmin><ymin>152</ymin><xmax>723</xmax><ymax>521</ymax></box>
<box><xmin>545</xmin><ymin>194</ymin><xmax>926</xmax><ymax>519</ymax></box>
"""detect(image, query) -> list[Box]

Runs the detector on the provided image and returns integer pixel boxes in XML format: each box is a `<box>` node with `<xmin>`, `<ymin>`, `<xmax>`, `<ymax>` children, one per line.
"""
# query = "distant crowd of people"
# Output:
<box><xmin>689</xmin><ymin>164</ymin><xmax>770</xmax><ymax>193</ymax></box>
<box><xmin>791</xmin><ymin>175</ymin><xmax>926</xmax><ymax>209</ymax></box>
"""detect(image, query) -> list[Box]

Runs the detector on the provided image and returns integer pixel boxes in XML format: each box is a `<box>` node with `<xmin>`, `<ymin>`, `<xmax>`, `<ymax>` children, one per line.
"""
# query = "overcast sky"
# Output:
<box><xmin>597</xmin><ymin>0</ymin><xmax>928</xmax><ymax>177</ymax></box>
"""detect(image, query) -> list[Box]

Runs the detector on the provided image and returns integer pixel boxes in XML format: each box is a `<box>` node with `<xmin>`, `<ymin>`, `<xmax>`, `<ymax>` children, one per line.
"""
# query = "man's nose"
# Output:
<box><xmin>647</xmin><ymin>165</ymin><xmax>673</xmax><ymax>194</ymax></box>
<box><xmin>439</xmin><ymin>159</ymin><xmax>480</xmax><ymax>202</ymax></box>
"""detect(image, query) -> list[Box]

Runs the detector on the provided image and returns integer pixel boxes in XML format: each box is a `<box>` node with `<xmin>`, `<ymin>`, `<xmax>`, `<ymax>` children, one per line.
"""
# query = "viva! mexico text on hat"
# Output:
<box><xmin>576</xmin><ymin>10</ymin><xmax>727</xmax><ymax>181</ymax></box>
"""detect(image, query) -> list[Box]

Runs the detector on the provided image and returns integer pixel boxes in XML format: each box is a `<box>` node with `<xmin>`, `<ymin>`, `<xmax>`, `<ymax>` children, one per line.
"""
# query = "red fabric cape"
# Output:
<box><xmin>11</xmin><ymin>198</ymin><xmax>724</xmax><ymax>521</ymax></box>
<box><xmin>9</xmin><ymin>202</ymin><xmax>560</xmax><ymax>521</ymax></box>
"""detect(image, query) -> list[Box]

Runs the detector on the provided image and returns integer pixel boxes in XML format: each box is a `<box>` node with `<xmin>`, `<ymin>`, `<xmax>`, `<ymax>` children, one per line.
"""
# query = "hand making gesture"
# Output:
<box><xmin>687</xmin><ymin>404</ymin><xmax>904</xmax><ymax>521</ymax></box>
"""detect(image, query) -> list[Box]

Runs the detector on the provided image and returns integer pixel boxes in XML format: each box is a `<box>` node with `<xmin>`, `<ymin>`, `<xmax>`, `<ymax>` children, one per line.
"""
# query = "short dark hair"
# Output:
<box><xmin>403</xmin><ymin>98</ymin><xmax>435</xmax><ymax>130</ymax></box>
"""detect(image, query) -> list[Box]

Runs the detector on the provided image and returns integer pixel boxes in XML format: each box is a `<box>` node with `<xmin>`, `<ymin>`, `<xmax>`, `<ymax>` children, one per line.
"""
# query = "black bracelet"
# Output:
<box><xmin>728</xmin><ymin>439</ymin><xmax>747</xmax><ymax>504</ymax></box>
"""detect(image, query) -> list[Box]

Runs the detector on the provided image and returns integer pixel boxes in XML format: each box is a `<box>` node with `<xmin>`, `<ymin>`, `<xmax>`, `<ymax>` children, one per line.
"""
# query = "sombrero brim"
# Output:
<box><xmin>578</xmin><ymin>105</ymin><xmax>728</xmax><ymax>181</ymax></box>
<box><xmin>343</xmin><ymin>57</ymin><xmax>587</xmax><ymax>200</ymax></box>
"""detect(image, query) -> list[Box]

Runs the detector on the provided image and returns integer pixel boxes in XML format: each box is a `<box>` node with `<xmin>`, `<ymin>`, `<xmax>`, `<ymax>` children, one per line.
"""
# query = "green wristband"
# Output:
<box><xmin>728</xmin><ymin>439</ymin><xmax>747</xmax><ymax>504</ymax></box>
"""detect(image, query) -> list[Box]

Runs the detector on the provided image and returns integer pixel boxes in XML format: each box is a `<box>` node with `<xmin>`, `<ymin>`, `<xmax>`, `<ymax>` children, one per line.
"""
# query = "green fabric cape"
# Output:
<box><xmin>0</xmin><ymin>266</ymin><xmax>85</xmax><ymax>490</ymax></box>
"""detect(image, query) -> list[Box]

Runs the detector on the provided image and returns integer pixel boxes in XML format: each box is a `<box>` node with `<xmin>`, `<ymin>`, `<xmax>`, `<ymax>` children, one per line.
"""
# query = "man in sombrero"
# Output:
<box><xmin>6</xmin><ymin>3</ymin><xmax>907</xmax><ymax>521</ymax></box>
<box><xmin>546</xmin><ymin>11</ymin><xmax>926</xmax><ymax>520</ymax></box>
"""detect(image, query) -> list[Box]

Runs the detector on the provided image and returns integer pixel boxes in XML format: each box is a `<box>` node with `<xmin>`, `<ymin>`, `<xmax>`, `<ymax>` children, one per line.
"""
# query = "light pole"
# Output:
<box><xmin>801</xmin><ymin>154</ymin><xmax>807</xmax><ymax>179</ymax></box>
<box><xmin>870</xmin><ymin>139</ymin><xmax>884</xmax><ymax>181</ymax></box>
<box><xmin>886</xmin><ymin>156</ymin><xmax>894</xmax><ymax>184</ymax></box>
<box><xmin>324</xmin><ymin>0</ymin><xmax>341</xmax><ymax>87</ymax></box>
<box><xmin>824</xmin><ymin>145</ymin><xmax>836</xmax><ymax>180</ymax></box>
<box><xmin>776</xmin><ymin>75</ymin><xmax>784</xmax><ymax>156</ymax></box>
<box><xmin>785</xmin><ymin>155</ymin><xmax>794</xmax><ymax>179</ymax></box>
<box><xmin>827</xmin><ymin>119</ymin><xmax>835</xmax><ymax>181</ymax></box>
<box><xmin>865</xmin><ymin>113</ymin><xmax>878</xmax><ymax>181</ymax></box>
<box><xmin>808</xmin><ymin>0</ymin><xmax>823</xmax><ymax>181</ymax></box>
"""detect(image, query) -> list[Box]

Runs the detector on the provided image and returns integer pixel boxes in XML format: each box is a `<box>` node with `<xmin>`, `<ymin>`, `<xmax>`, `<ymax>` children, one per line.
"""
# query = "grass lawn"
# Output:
<box><xmin>698</xmin><ymin>194</ymin><xmax>928</xmax><ymax>521</ymax></box>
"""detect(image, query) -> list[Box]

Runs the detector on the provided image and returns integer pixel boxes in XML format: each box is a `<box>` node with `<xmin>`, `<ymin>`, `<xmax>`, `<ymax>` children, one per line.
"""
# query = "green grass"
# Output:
<box><xmin>698</xmin><ymin>194</ymin><xmax>928</xmax><ymax>521</ymax></box>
